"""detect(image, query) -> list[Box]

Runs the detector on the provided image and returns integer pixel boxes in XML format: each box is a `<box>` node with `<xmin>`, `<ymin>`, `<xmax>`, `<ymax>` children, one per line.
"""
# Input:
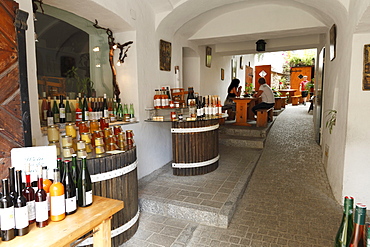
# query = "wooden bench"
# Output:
<box><xmin>291</xmin><ymin>95</ymin><xmax>301</xmax><ymax>106</ymax></box>
<box><xmin>256</xmin><ymin>107</ymin><xmax>274</xmax><ymax>127</ymax></box>
<box><xmin>274</xmin><ymin>97</ymin><xmax>285</xmax><ymax>110</ymax></box>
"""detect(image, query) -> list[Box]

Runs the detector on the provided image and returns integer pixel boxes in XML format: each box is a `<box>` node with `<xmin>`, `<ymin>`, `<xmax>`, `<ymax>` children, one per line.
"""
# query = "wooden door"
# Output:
<box><xmin>245</xmin><ymin>65</ymin><xmax>253</xmax><ymax>92</ymax></box>
<box><xmin>0</xmin><ymin>0</ymin><xmax>31</xmax><ymax>179</ymax></box>
<box><xmin>255</xmin><ymin>65</ymin><xmax>271</xmax><ymax>91</ymax></box>
<box><xmin>290</xmin><ymin>66</ymin><xmax>312</xmax><ymax>92</ymax></box>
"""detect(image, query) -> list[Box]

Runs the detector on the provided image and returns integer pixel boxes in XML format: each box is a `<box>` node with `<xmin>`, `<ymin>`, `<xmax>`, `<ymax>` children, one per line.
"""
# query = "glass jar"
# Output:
<box><xmin>104</xmin><ymin>127</ymin><xmax>113</xmax><ymax>137</ymax></box>
<box><xmin>90</xmin><ymin>120</ymin><xmax>100</xmax><ymax>133</ymax></box>
<box><xmin>77</xmin><ymin>140</ymin><xmax>86</xmax><ymax>150</ymax></box>
<box><xmin>85</xmin><ymin>143</ymin><xmax>93</xmax><ymax>153</ymax></box>
<box><xmin>47</xmin><ymin>125</ymin><xmax>60</xmax><ymax>142</ymax></box>
<box><xmin>106</xmin><ymin>143</ymin><xmax>118</xmax><ymax>151</ymax></box>
<box><xmin>95</xmin><ymin>145</ymin><xmax>105</xmax><ymax>155</ymax></box>
<box><xmin>99</xmin><ymin>117</ymin><xmax>109</xmax><ymax>130</ymax></box>
<box><xmin>78</xmin><ymin>121</ymin><xmax>89</xmax><ymax>134</ymax></box>
<box><xmin>61</xmin><ymin>135</ymin><xmax>73</xmax><ymax>148</ymax></box>
<box><xmin>95</xmin><ymin>137</ymin><xmax>104</xmax><ymax>147</ymax></box>
<box><xmin>105</xmin><ymin>135</ymin><xmax>117</xmax><ymax>145</ymax></box>
<box><xmin>80</xmin><ymin>132</ymin><xmax>92</xmax><ymax>144</ymax></box>
<box><xmin>126</xmin><ymin>130</ymin><xmax>134</xmax><ymax>140</ymax></box>
<box><xmin>65</xmin><ymin>123</ymin><xmax>77</xmax><ymax>138</ymax></box>
<box><xmin>113</xmin><ymin>126</ymin><xmax>122</xmax><ymax>135</ymax></box>
<box><xmin>62</xmin><ymin>147</ymin><xmax>74</xmax><ymax>158</ymax></box>
<box><xmin>77</xmin><ymin>149</ymin><xmax>87</xmax><ymax>158</ymax></box>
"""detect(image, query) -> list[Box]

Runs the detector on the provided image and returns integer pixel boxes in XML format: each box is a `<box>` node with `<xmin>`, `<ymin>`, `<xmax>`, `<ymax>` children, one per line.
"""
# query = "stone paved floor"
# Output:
<box><xmin>121</xmin><ymin>104</ymin><xmax>342</xmax><ymax>247</ymax></box>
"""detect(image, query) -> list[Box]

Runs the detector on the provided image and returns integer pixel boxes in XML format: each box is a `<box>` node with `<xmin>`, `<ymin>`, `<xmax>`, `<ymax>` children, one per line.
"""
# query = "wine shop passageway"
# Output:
<box><xmin>122</xmin><ymin>104</ymin><xmax>341</xmax><ymax>247</ymax></box>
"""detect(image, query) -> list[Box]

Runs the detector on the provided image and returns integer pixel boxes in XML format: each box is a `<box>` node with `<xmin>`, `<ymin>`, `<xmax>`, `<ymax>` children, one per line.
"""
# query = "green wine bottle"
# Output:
<box><xmin>65</xmin><ymin>96</ymin><xmax>72</xmax><ymax>122</ymax></box>
<box><xmin>334</xmin><ymin>196</ymin><xmax>354</xmax><ymax>247</ymax></box>
<box><xmin>349</xmin><ymin>203</ymin><xmax>366</xmax><ymax>247</ymax></box>
<box><xmin>52</xmin><ymin>96</ymin><xmax>60</xmax><ymax>123</ymax></box>
<box><xmin>77</xmin><ymin>156</ymin><xmax>92</xmax><ymax>207</ymax></box>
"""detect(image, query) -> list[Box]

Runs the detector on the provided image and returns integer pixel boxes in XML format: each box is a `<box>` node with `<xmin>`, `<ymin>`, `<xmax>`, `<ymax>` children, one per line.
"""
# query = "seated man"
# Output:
<box><xmin>252</xmin><ymin>77</ymin><xmax>275</xmax><ymax>117</ymax></box>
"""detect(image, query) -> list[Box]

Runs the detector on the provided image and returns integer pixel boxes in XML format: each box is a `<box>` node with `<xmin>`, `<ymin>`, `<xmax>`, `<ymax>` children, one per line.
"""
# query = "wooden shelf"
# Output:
<box><xmin>1</xmin><ymin>196</ymin><xmax>124</xmax><ymax>247</ymax></box>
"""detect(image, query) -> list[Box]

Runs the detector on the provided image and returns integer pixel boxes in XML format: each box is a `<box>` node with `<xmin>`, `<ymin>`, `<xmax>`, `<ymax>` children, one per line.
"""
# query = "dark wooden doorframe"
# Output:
<box><xmin>0</xmin><ymin>0</ymin><xmax>31</xmax><ymax>179</ymax></box>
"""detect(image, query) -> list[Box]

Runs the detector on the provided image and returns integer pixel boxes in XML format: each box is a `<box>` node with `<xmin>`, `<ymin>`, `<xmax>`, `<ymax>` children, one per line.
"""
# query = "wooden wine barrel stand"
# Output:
<box><xmin>172</xmin><ymin>119</ymin><xmax>219</xmax><ymax>176</ymax></box>
<box><xmin>79</xmin><ymin>146</ymin><xmax>139</xmax><ymax>246</ymax></box>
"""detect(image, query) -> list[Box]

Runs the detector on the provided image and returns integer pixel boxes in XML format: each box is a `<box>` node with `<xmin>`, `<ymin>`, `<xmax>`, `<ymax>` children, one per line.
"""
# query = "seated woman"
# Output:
<box><xmin>224</xmin><ymin>78</ymin><xmax>242</xmax><ymax>110</ymax></box>
<box><xmin>252</xmin><ymin>77</ymin><xmax>275</xmax><ymax>116</ymax></box>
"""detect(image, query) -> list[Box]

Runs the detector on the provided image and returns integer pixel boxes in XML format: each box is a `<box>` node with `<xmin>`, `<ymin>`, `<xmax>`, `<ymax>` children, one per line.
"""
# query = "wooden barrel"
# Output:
<box><xmin>78</xmin><ymin>146</ymin><xmax>139</xmax><ymax>246</ymax></box>
<box><xmin>172</xmin><ymin>119</ymin><xmax>219</xmax><ymax>176</ymax></box>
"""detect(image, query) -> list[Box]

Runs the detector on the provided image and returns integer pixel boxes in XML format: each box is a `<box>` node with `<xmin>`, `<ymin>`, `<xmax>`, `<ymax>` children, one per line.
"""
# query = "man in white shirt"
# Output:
<box><xmin>252</xmin><ymin>77</ymin><xmax>275</xmax><ymax>116</ymax></box>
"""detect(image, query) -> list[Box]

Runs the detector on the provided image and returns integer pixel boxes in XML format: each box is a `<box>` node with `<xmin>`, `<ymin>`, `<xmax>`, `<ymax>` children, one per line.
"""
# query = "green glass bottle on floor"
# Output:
<box><xmin>349</xmin><ymin>203</ymin><xmax>366</xmax><ymax>247</ymax></box>
<box><xmin>334</xmin><ymin>196</ymin><xmax>354</xmax><ymax>247</ymax></box>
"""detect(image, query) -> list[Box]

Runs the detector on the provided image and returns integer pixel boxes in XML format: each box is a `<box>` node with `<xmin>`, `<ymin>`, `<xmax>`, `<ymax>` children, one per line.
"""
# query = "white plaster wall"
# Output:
<box><xmin>342</xmin><ymin>33</ymin><xmax>370</xmax><ymax>204</ymax></box>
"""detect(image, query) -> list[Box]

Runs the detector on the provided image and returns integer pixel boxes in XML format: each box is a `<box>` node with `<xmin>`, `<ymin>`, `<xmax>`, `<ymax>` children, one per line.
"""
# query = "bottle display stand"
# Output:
<box><xmin>1</xmin><ymin>196</ymin><xmax>123</xmax><ymax>247</ymax></box>
<box><xmin>171</xmin><ymin>119</ymin><xmax>219</xmax><ymax>176</ymax></box>
<box><xmin>81</xmin><ymin>146</ymin><xmax>139</xmax><ymax>246</ymax></box>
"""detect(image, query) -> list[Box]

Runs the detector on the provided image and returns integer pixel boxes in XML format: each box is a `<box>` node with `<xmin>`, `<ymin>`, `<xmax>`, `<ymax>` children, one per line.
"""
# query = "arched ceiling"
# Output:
<box><xmin>150</xmin><ymin>0</ymin><xmax>348</xmax><ymax>55</ymax></box>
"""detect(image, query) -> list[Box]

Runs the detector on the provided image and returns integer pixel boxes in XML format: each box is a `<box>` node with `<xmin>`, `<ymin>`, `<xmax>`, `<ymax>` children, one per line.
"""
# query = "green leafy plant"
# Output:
<box><xmin>325</xmin><ymin>109</ymin><xmax>337</xmax><ymax>134</ymax></box>
<box><xmin>245</xmin><ymin>83</ymin><xmax>254</xmax><ymax>95</ymax></box>
<box><xmin>65</xmin><ymin>66</ymin><xmax>94</xmax><ymax>97</ymax></box>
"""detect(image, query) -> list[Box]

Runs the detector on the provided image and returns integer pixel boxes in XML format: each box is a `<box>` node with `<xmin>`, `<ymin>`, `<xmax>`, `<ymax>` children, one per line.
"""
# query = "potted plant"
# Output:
<box><xmin>244</xmin><ymin>83</ymin><xmax>254</xmax><ymax>97</ymax></box>
<box><xmin>65</xmin><ymin>66</ymin><xmax>95</xmax><ymax>97</ymax></box>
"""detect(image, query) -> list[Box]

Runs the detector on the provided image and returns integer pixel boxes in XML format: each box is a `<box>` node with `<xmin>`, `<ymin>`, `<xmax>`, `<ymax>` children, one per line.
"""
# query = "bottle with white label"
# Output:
<box><xmin>35</xmin><ymin>169</ymin><xmax>49</xmax><ymax>228</ymax></box>
<box><xmin>62</xmin><ymin>160</ymin><xmax>77</xmax><ymax>215</ymax></box>
<box><xmin>14</xmin><ymin>170</ymin><xmax>29</xmax><ymax>236</ymax></box>
<box><xmin>50</xmin><ymin>168</ymin><xmax>66</xmax><ymax>222</ymax></box>
<box><xmin>77</xmin><ymin>156</ymin><xmax>93</xmax><ymax>207</ymax></box>
<box><xmin>22</xmin><ymin>164</ymin><xmax>36</xmax><ymax>224</ymax></box>
<box><xmin>0</xmin><ymin>178</ymin><xmax>15</xmax><ymax>241</ymax></box>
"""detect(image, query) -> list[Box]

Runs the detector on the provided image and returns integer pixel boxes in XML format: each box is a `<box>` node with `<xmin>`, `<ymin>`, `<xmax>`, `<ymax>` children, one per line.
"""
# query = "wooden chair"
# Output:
<box><xmin>256</xmin><ymin>107</ymin><xmax>274</xmax><ymax>127</ymax></box>
<box><xmin>38</xmin><ymin>76</ymin><xmax>66</xmax><ymax>97</ymax></box>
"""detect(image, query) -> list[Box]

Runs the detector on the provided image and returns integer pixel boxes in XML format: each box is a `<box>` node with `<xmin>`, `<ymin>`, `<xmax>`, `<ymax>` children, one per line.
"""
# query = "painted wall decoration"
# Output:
<box><xmin>363</xmin><ymin>44</ymin><xmax>370</xmax><ymax>90</ymax></box>
<box><xmin>206</xmin><ymin>46</ymin><xmax>212</xmax><ymax>68</ymax></box>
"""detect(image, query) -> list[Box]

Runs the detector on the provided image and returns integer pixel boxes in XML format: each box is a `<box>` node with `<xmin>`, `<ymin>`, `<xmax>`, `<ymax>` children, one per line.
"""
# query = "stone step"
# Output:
<box><xmin>219</xmin><ymin>125</ymin><xmax>268</xmax><ymax>138</ymax></box>
<box><xmin>219</xmin><ymin>133</ymin><xmax>265</xmax><ymax>149</ymax></box>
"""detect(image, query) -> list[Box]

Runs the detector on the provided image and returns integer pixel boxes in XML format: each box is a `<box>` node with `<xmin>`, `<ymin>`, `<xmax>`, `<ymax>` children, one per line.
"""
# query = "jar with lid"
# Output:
<box><xmin>78</xmin><ymin>121</ymin><xmax>89</xmax><ymax>134</ymax></box>
<box><xmin>76</xmin><ymin>140</ymin><xmax>86</xmax><ymax>150</ymax></box>
<box><xmin>47</xmin><ymin>125</ymin><xmax>60</xmax><ymax>142</ymax></box>
<box><xmin>113</xmin><ymin>126</ymin><xmax>122</xmax><ymax>135</ymax></box>
<box><xmin>104</xmin><ymin>127</ymin><xmax>113</xmax><ymax>137</ymax></box>
<box><xmin>61</xmin><ymin>135</ymin><xmax>73</xmax><ymax>148</ymax></box>
<box><xmin>95</xmin><ymin>145</ymin><xmax>105</xmax><ymax>155</ymax></box>
<box><xmin>77</xmin><ymin>149</ymin><xmax>88</xmax><ymax>158</ymax></box>
<box><xmin>65</xmin><ymin>123</ymin><xmax>77</xmax><ymax>138</ymax></box>
<box><xmin>95</xmin><ymin>137</ymin><xmax>105</xmax><ymax>147</ymax></box>
<box><xmin>90</xmin><ymin>120</ymin><xmax>100</xmax><ymax>133</ymax></box>
<box><xmin>62</xmin><ymin>147</ymin><xmax>75</xmax><ymax>158</ymax></box>
<box><xmin>80</xmin><ymin>132</ymin><xmax>92</xmax><ymax>144</ymax></box>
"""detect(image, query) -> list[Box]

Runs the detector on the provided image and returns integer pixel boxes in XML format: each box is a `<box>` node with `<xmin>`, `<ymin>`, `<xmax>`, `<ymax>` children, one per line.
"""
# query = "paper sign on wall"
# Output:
<box><xmin>11</xmin><ymin>146</ymin><xmax>57</xmax><ymax>182</ymax></box>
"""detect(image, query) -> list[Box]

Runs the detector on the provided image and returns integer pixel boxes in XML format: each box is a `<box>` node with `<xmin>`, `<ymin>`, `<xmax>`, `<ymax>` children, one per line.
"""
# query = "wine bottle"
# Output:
<box><xmin>52</xmin><ymin>96</ymin><xmax>60</xmax><ymax>123</ymax></box>
<box><xmin>59</xmin><ymin>95</ymin><xmax>66</xmax><ymax>123</ymax></box>
<box><xmin>103</xmin><ymin>94</ymin><xmax>109</xmax><ymax>117</ymax></box>
<box><xmin>35</xmin><ymin>167</ymin><xmax>49</xmax><ymax>228</ymax></box>
<box><xmin>65</xmin><ymin>96</ymin><xmax>72</xmax><ymax>122</ymax></box>
<box><xmin>41</xmin><ymin>92</ymin><xmax>48</xmax><ymax>125</ymax></box>
<box><xmin>117</xmin><ymin>99</ymin><xmax>123</xmax><ymax>121</ymax></box>
<box><xmin>22</xmin><ymin>164</ymin><xmax>36</xmax><ymax>224</ymax></box>
<box><xmin>50</xmin><ymin>168</ymin><xmax>66</xmax><ymax>222</ymax></box>
<box><xmin>47</xmin><ymin>97</ymin><xmax>54</xmax><ymax>126</ymax></box>
<box><xmin>14</xmin><ymin>170</ymin><xmax>29</xmax><ymax>236</ymax></box>
<box><xmin>187</xmin><ymin>87</ymin><xmax>195</xmax><ymax>106</ymax></box>
<box><xmin>123</xmin><ymin>104</ymin><xmax>129</xmax><ymax>121</ymax></box>
<box><xmin>0</xmin><ymin>178</ymin><xmax>15</xmax><ymax>241</ymax></box>
<box><xmin>42</xmin><ymin>166</ymin><xmax>52</xmax><ymax>214</ymax></box>
<box><xmin>129</xmin><ymin>103</ymin><xmax>135</xmax><ymax>119</ymax></box>
<box><xmin>8</xmin><ymin>167</ymin><xmax>16</xmax><ymax>201</ymax></box>
<box><xmin>88</xmin><ymin>97</ymin><xmax>93</xmax><ymax>121</ymax></box>
<box><xmin>75</xmin><ymin>97</ymin><xmax>82</xmax><ymax>124</ymax></box>
<box><xmin>62</xmin><ymin>160</ymin><xmax>77</xmax><ymax>215</ymax></box>
<box><xmin>82</xmin><ymin>96</ymin><xmax>89</xmax><ymax>121</ymax></box>
<box><xmin>71</xmin><ymin>154</ymin><xmax>79</xmax><ymax>186</ymax></box>
<box><xmin>335</xmin><ymin>196</ymin><xmax>354</xmax><ymax>247</ymax></box>
<box><xmin>57</xmin><ymin>158</ymin><xmax>64</xmax><ymax>181</ymax></box>
<box><xmin>77</xmin><ymin>156</ymin><xmax>93</xmax><ymax>207</ymax></box>
<box><xmin>349</xmin><ymin>203</ymin><xmax>366</xmax><ymax>247</ymax></box>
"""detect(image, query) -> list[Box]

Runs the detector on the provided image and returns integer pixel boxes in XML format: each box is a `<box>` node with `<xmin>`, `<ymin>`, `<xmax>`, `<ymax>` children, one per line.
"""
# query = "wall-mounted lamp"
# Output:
<box><xmin>256</xmin><ymin>39</ymin><xmax>266</xmax><ymax>52</ymax></box>
<box><xmin>93</xmin><ymin>46</ymin><xmax>100</xmax><ymax>52</ymax></box>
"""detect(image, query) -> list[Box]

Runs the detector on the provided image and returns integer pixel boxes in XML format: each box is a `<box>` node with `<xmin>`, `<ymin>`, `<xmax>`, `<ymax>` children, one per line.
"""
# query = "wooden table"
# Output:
<box><xmin>279</xmin><ymin>89</ymin><xmax>297</xmax><ymax>103</ymax></box>
<box><xmin>1</xmin><ymin>196</ymin><xmax>124</xmax><ymax>247</ymax></box>
<box><xmin>233</xmin><ymin>97</ymin><xmax>256</xmax><ymax>126</ymax></box>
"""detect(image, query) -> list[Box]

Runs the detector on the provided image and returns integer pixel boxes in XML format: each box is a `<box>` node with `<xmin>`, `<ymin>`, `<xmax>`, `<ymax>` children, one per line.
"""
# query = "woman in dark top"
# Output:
<box><xmin>224</xmin><ymin>78</ymin><xmax>242</xmax><ymax>110</ymax></box>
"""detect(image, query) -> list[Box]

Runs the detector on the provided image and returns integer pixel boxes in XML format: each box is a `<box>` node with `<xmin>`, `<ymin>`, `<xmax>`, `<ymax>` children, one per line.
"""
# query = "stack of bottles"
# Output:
<box><xmin>0</xmin><ymin>158</ymin><xmax>92</xmax><ymax>242</ymax></box>
<box><xmin>40</xmin><ymin>92</ymin><xmax>135</xmax><ymax>127</ymax></box>
<box><xmin>334</xmin><ymin>196</ymin><xmax>369</xmax><ymax>246</ymax></box>
<box><xmin>47</xmin><ymin>118</ymin><xmax>135</xmax><ymax>158</ymax></box>
<box><xmin>153</xmin><ymin>87</ymin><xmax>172</xmax><ymax>109</ymax></box>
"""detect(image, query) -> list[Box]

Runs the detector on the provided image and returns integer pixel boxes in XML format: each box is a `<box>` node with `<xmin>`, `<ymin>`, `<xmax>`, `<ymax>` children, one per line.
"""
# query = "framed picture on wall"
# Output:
<box><xmin>160</xmin><ymin>39</ymin><xmax>171</xmax><ymax>71</ymax></box>
<box><xmin>330</xmin><ymin>24</ymin><xmax>336</xmax><ymax>61</ymax></box>
<box><xmin>240</xmin><ymin>56</ymin><xmax>243</xmax><ymax>69</ymax></box>
<box><xmin>231</xmin><ymin>58</ymin><xmax>237</xmax><ymax>79</ymax></box>
<box><xmin>206</xmin><ymin>46</ymin><xmax>212</xmax><ymax>67</ymax></box>
<box><xmin>221</xmin><ymin>68</ymin><xmax>224</xmax><ymax>80</ymax></box>
<box><xmin>363</xmin><ymin>44</ymin><xmax>370</xmax><ymax>90</ymax></box>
